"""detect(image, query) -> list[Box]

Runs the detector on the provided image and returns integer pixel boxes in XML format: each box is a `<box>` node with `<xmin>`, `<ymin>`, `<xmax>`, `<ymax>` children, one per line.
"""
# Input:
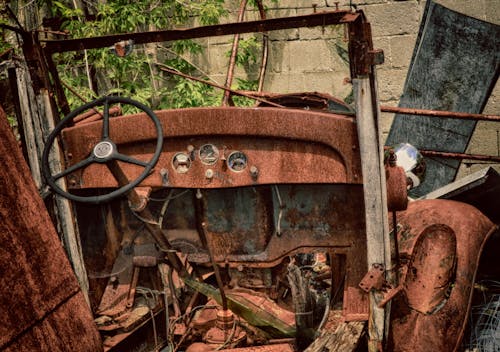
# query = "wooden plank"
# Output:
<box><xmin>353</xmin><ymin>77</ymin><xmax>391</xmax><ymax>351</ymax></box>
<box><xmin>39</xmin><ymin>89</ymin><xmax>91</xmax><ymax>306</ymax></box>
<box><xmin>304</xmin><ymin>310</ymin><xmax>365</xmax><ymax>352</ymax></box>
<box><xmin>15</xmin><ymin>70</ymin><xmax>91</xmax><ymax>305</ymax></box>
<box><xmin>16</xmin><ymin>66</ymin><xmax>42</xmax><ymax>188</ymax></box>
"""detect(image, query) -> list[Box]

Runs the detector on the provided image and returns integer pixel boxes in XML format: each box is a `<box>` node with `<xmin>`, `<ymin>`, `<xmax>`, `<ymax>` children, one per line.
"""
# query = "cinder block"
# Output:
<box><xmin>206</xmin><ymin>42</ymin><xmax>234</xmax><ymax>75</ymax></box>
<box><xmin>287</xmin><ymin>40</ymin><xmax>331</xmax><ymax>72</ymax></box>
<box><xmin>435</xmin><ymin>0</ymin><xmax>487</xmax><ymax>21</ymax></box>
<box><xmin>264</xmin><ymin>73</ymin><xmax>305</xmax><ymax>93</ymax></box>
<box><xmin>361</xmin><ymin>1</ymin><xmax>421</xmax><ymax>37</ymax></box>
<box><xmin>375</xmin><ymin>67</ymin><xmax>407</xmax><ymax>102</ymax></box>
<box><xmin>389</xmin><ymin>34</ymin><xmax>417</xmax><ymax>69</ymax></box>
<box><xmin>267</xmin><ymin>41</ymin><xmax>290</xmax><ymax>73</ymax></box>
<box><xmin>484</xmin><ymin>0</ymin><xmax>500</xmax><ymax>24</ymax></box>
<box><xmin>302</xmin><ymin>70</ymin><xmax>352</xmax><ymax>98</ymax></box>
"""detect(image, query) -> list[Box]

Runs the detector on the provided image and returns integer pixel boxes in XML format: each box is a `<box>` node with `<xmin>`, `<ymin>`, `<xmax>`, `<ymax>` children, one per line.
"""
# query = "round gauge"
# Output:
<box><xmin>172</xmin><ymin>152</ymin><xmax>191</xmax><ymax>173</ymax></box>
<box><xmin>227</xmin><ymin>151</ymin><xmax>248</xmax><ymax>172</ymax></box>
<box><xmin>199</xmin><ymin>144</ymin><xmax>220</xmax><ymax>165</ymax></box>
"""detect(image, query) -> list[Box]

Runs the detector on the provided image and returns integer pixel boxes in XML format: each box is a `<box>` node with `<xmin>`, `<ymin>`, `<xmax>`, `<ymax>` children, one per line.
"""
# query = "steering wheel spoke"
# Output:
<box><xmin>102</xmin><ymin>97</ymin><xmax>110</xmax><ymax>139</ymax></box>
<box><xmin>114</xmin><ymin>153</ymin><xmax>149</xmax><ymax>167</ymax></box>
<box><xmin>52</xmin><ymin>155</ymin><xmax>95</xmax><ymax>181</ymax></box>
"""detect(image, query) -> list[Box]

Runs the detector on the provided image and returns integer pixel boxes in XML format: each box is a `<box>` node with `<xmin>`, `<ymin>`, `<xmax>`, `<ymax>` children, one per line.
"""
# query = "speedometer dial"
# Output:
<box><xmin>227</xmin><ymin>151</ymin><xmax>247</xmax><ymax>172</ymax></box>
<box><xmin>199</xmin><ymin>144</ymin><xmax>219</xmax><ymax>165</ymax></box>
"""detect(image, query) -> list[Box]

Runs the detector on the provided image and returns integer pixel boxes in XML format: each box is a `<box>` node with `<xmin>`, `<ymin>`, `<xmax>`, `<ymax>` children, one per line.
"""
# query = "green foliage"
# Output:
<box><xmin>231</xmin><ymin>36</ymin><xmax>259</xmax><ymax>67</ymax></box>
<box><xmin>53</xmin><ymin>0</ymin><xmax>229</xmax><ymax>111</ymax></box>
<box><xmin>0</xmin><ymin>4</ymin><xmax>13</xmax><ymax>54</ymax></box>
<box><xmin>232</xmin><ymin>78</ymin><xmax>258</xmax><ymax>107</ymax></box>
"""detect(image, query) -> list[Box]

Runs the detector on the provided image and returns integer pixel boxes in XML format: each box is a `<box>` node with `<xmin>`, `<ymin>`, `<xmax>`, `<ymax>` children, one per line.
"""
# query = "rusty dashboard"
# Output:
<box><xmin>61</xmin><ymin>107</ymin><xmax>362</xmax><ymax>190</ymax></box>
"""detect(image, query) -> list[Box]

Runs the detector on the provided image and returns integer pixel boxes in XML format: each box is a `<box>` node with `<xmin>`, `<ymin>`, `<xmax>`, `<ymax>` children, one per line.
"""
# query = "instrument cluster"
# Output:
<box><xmin>171</xmin><ymin>143</ymin><xmax>250</xmax><ymax>176</ymax></box>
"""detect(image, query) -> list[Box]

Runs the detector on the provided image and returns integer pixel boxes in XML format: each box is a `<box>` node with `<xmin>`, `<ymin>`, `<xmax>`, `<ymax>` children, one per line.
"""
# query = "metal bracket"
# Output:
<box><xmin>368</xmin><ymin>49</ymin><xmax>384</xmax><ymax>65</ymax></box>
<box><xmin>359</xmin><ymin>263</ymin><xmax>385</xmax><ymax>292</ymax></box>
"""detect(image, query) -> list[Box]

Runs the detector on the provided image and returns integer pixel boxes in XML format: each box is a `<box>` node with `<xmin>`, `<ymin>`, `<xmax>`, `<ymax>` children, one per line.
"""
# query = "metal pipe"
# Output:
<box><xmin>255</xmin><ymin>0</ymin><xmax>268</xmax><ymax>93</ymax></box>
<box><xmin>380</xmin><ymin>105</ymin><xmax>500</xmax><ymax>122</ymax></box>
<box><xmin>419</xmin><ymin>149</ymin><xmax>500</xmax><ymax>163</ymax></box>
<box><xmin>158</xmin><ymin>65</ymin><xmax>285</xmax><ymax>108</ymax></box>
<box><xmin>222</xmin><ymin>0</ymin><xmax>248</xmax><ymax>106</ymax></box>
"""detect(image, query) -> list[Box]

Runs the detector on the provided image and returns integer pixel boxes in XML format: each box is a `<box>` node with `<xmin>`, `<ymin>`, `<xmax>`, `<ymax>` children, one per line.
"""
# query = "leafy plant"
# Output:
<box><xmin>51</xmin><ymin>0</ymin><xmax>230</xmax><ymax>110</ymax></box>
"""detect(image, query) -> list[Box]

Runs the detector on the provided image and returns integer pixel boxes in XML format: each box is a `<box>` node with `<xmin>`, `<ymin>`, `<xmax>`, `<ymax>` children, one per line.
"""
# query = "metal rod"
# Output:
<box><xmin>222</xmin><ymin>0</ymin><xmax>248</xmax><ymax>106</ymax></box>
<box><xmin>419</xmin><ymin>149</ymin><xmax>500</xmax><ymax>163</ymax></box>
<box><xmin>255</xmin><ymin>0</ymin><xmax>269</xmax><ymax>93</ymax></box>
<box><xmin>158</xmin><ymin>65</ymin><xmax>285</xmax><ymax>108</ymax></box>
<box><xmin>43</xmin><ymin>10</ymin><xmax>357</xmax><ymax>53</ymax></box>
<box><xmin>193</xmin><ymin>190</ymin><xmax>228</xmax><ymax>311</ymax></box>
<box><xmin>380</xmin><ymin>105</ymin><xmax>500</xmax><ymax>122</ymax></box>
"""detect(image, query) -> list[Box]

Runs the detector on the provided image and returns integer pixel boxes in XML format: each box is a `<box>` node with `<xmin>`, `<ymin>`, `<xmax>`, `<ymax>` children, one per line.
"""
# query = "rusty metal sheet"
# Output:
<box><xmin>389</xmin><ymin>199</ymin><xmax>496</xmax><ymax>352</ymax></box>
<box><xmin>61</xmin><ymin>107</ymin><xmax>362</xmax><ymax>189</ymax></box>
<box><xmin>0</xmin><ymin>107</ymin><xmax>101</xmax><ymax>351</ymax></box>
<box><xmin>386</xmin><ymin>1</ymin><xmax>500</xmax><ymax>197</ymax></box>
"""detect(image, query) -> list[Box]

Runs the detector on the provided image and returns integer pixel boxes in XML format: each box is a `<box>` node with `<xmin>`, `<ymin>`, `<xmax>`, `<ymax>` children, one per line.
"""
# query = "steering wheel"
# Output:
<box><xmin>42</xmin><ymin>96</ymin><xmax>163</xmax><ymax>204</ymax></box>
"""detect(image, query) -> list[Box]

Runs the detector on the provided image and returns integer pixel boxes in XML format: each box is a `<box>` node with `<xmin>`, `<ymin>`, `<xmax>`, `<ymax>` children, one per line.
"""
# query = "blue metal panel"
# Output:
<box><xmin>386</xmin><ymin>1</ymin><xmax>500</xmax><ymax>197</ymax></box>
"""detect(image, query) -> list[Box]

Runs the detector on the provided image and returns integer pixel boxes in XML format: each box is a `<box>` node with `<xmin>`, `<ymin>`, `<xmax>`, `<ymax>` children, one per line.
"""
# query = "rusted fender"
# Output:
<box><xmin>389</xmin><ymin>199</ymin><xmax>496</xmax><ymax>352</ymax></box>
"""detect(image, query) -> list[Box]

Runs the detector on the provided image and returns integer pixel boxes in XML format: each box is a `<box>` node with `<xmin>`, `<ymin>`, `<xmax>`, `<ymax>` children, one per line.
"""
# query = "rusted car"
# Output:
<box><xmin>4</xmin><ymin>6</ymin><xmax>497</xmax><ymax>352</ymax></box>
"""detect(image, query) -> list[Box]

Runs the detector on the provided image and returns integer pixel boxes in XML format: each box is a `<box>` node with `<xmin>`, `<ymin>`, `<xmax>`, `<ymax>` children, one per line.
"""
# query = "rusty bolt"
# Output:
<box><xmin>205</xmin><ymin>169</ymin><xmax>214</xmax><ymax>179</ymax></box>
<box><xmin>250</xmin><ymin>166</ymin><xmax>259</xmax><ymax>180</ymax></box>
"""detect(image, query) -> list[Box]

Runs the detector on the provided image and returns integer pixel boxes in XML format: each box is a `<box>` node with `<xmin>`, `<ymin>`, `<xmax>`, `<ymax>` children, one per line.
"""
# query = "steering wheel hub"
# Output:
<box><xmin>93</xmin><ymin>141</ymin><xmax>114</xmax><ymax>159</ymax></box>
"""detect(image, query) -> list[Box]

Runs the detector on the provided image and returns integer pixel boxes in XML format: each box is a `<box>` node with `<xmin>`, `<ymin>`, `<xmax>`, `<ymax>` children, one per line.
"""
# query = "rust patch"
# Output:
<box><xmin>389</xmin><ymin>199</ymin><xmax>496</xmax><ymax>352</ymax></box>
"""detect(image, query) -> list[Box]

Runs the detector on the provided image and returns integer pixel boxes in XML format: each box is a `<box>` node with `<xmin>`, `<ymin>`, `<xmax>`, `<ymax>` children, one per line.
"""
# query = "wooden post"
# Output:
<box><xmin>40</xmin><ymin>89</ymin><xmax>91</xmax><ymax>306</ymax></box>
<box><xmin>16</xmin><ymin>62</ymin><xmax>91</xmax><ymax>306</ymax></box>
<box><xmin>353</xmin><ymin>76</ymin><xmax>391</xmax><ymax>351</ymax></box>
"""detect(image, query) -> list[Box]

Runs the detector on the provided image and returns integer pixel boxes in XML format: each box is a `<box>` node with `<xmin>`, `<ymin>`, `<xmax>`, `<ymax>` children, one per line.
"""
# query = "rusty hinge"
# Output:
<box><xmin>359</xmin><ymin>263</ymin><xmax>407</xmax><ymax>307</ymax></box>
<box><xmin>359</xmin><ymin>263</ymin><xmax>385</xmax><ymax>292</ymax></box>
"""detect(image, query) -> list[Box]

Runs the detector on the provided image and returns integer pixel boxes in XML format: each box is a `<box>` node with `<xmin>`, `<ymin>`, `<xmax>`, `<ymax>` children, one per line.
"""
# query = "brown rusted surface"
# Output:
<box><xmin>389</xmin><ymin>199</ymin><xmax>496</xmax><ymax>352</ymax></box>
<box><xmin>358</xmin><ymin>263</ymin><xmax>385</xmax><ymax>293</ymax></box>
<box><xmin>61</xmin><ymin>107</ymin><xmax>361</xmax><ymax>189</ymax></box>
<box><xmin>404</xmin><ymin>224</ymin><xmax>456</xmax><ymax>314</ymax></box>
<box><xmin>255</xmin><ymin>91</ymin><xmax>354</xmax><ymax>113</ymax></box>
<box><xmin>385</xmin><ymin>166</ymin><xmax>408</xmax><ymax>211</ymax></box>
<box><xmin>96</xmin><ymin>250</ymin><xmax>134</xmax><ymax>317</ymax></box>
<box><xmin>0</xmin><ymin>107</ymin><xmax>101</xmax><ymax>351</ymax></box>
<box><xmin>75</xmin><ymin>105</ymin><xmax>122</xmax><ymax>125</ymax></box>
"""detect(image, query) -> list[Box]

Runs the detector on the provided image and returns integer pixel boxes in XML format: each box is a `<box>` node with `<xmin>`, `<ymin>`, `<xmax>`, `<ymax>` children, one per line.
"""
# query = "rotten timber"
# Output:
<box><xmin>304</xmin><ymin>310</ymin><xmax>365</xmax><ymax>352</ymax></box>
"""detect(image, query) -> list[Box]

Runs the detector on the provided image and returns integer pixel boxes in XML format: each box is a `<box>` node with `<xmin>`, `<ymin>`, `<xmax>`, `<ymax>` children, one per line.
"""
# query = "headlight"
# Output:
<box><xmin>386</xmin><ymin>143</ymin><xmax>426</xmax><ymax>189</ymax></box>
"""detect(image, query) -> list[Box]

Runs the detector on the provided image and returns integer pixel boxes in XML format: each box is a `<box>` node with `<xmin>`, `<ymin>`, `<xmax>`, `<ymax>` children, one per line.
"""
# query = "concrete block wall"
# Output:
<box><xmin>200</xmin><ymin>0</ymin><xmax>499</xmax><ymax>178</ymax></box>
